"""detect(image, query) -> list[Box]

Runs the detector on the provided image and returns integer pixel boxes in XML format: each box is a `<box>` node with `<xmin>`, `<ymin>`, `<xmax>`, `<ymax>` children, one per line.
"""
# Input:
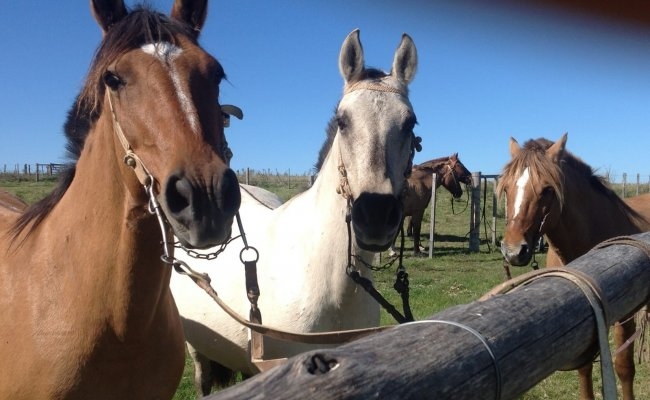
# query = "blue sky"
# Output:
<box><xmin>2</xmin><ymin>1</ymin><xmax>650</xmax><ymax>181</ymax></box>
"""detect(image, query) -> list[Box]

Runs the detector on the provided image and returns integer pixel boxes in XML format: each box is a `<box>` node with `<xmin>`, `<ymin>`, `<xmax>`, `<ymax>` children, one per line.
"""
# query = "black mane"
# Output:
<box><xmin>314</xmin><ymin>112</ymin><xmax>338</xmax><ymax>172</ymax></box>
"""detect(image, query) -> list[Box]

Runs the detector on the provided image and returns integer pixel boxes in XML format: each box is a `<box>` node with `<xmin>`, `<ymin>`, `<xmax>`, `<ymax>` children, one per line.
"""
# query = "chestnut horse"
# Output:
<box><xmin>0</xmin><ymin>1</ymin><xmax>240</xmax><ymax>399</ymax></box>
<box><xmin>171</xmin><ymin>29</ymin><xmax>418</xmax><ymax>396</ymax></box>
<box><xmin>498</xmin><ymin>133</ymin><xmax>650</xmax><ymax>400</ymax></box>
<box><xmin>395</xmin><ymin>154</ymin><xmax>472</xmax><ymax>255</ymax></box>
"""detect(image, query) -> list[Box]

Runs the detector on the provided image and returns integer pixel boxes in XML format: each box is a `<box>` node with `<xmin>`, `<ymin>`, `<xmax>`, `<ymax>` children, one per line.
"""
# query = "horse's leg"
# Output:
<box><xmin>412</xmin><ymin>213</ymin><xmax>424</xmax><ymax>256</ymax></box>
<box><xmin>186</xmin><ymin>342</ymin><xmax>215</xmax><ymax>397</ymax></box>
<box><xmin>614</xmin><ymin>317</ymin><xmax>637</xmax><ymax>400</ymax></box>
<box><xmin>577</xmin><ymin>363</ymin><xmax>595</xmax><ymax>400</ymax></box>
<box><xmin>406</xmin><ymin>216</ymin><xmax>413</xmax><ymax>237</ymax></box>
<box><xmin>389</xmin><ymin>216</ymin><xmax>406</xmax><ymax>257</ymax></box>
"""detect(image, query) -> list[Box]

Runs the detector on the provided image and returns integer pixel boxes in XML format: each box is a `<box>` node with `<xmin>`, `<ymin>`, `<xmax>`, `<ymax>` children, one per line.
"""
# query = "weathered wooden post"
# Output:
<box><xmin>469</xmin><ymin>171</ymin><xmax>481</xmax><ymax>252</ymax></box>
<box><xmin>622</xmin><ymin>172</ymin><xmax>627</xmax><ymax>198</ymax></box>
<box><xmin>208</xmin><ymin>232</ymin><xmax>650</xmax><ymax>400</ymax></box>
<box><xmin>246</xmin><ymin>168</ymin><xmax>250</xmax><ymax>185</ymax></box>
<box><xmin>428</xmin><ymin>172</ymin><xmax>437</xmax><ymax>259</ymax></box>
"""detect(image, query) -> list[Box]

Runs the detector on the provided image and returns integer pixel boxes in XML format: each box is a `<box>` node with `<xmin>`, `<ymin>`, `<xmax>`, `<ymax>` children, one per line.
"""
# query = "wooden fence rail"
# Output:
<box><xmin>207</xmin><ymin>232</ymin><xmax>650</xmax><ymax>400</ymax></box>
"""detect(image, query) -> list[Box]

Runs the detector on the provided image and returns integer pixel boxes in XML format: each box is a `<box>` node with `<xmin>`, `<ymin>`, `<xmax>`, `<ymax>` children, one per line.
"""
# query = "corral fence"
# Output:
<box><xmin>207</xmin><ymin>232</ymin><xmax>650</xmax><ymax>400</ymax></box>
<box><xmin>235</xmin><ymin>168</ymin><xmax>314</xmax><ymax>190</ymax></box>
<box><xmin>1</xmin><ymin>163</ymin><xmax>66</xmax><ymax>182</ymax></box>
<box><xmin>4</xmin><ymin>165</ymin><xmax>647</xmax><ymax>254</ymax></box>
<box><xmin>431</xmin><ymin>171</ymin><xmax>650</xmax><ymax>256</ymax></box>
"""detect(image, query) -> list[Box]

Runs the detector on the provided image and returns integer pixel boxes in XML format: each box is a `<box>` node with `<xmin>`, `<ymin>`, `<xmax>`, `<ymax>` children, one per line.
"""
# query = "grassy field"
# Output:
<box><xmin>2</xmin><ymin>174</ymin><xmax>649</xmax><ymax>399</ymax></box>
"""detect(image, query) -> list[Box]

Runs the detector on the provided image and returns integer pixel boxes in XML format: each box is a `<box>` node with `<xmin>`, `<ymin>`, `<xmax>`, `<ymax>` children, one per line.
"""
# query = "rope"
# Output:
<box><xmin>343</xmin><ymin>81</ymin><xmax>406</xmax><ymax>96</ymax></box>
<box><xmin>480</xmin><ymin>267</ymin><xmax>617</xmax><ymax>399</ymax></box>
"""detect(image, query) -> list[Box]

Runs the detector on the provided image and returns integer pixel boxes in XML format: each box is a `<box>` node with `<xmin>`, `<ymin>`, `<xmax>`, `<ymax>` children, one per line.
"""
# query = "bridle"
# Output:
<box><xmin>336</xmin><ymin>81</ymin><xmax>422</xmax><ymax>324</ymax></box>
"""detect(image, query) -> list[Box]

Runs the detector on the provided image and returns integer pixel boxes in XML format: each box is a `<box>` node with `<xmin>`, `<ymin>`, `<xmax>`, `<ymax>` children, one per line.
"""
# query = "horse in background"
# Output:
<box><xmin>393</xmin><ymin>154</ymin><xmax>472</xmax><ymax>256</ymax></box>
<box><xmin>498</xmin><ymin>133</ymin><xmax>650</xmax><ymax>400</ymax></box>
<box><xmin>0</xmin><ymin>1</ymin><xmax>240</xmax><ymax>398</ymax></box>
<box><xmin>171</xmin><ymin>28</ymin><xmax>419</xmax><ymax>396</ymax></box>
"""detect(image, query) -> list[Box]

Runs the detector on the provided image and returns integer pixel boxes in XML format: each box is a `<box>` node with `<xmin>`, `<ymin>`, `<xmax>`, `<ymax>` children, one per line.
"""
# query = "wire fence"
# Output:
<box><xmin>2</xmin><ymin>164</ymin><xmax>649</xmax><ymax>198</ymax></box>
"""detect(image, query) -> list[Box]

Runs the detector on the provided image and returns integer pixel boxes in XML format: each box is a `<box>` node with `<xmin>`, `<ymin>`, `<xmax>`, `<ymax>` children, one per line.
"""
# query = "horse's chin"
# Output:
<box><xmin>355</xmin><ymin>236</ymin><xmax>393</xmax><ymax>252</ymax></box>
<box><xmin>172</xmin><ymin>223</ymin><xmax>233</xmax><ymax>250</ymax></box>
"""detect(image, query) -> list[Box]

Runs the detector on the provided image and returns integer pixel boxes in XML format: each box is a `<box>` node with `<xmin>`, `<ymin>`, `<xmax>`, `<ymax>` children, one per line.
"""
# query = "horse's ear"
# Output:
<box><xmin>91</xmin><ymin>0</ymin><xmax>127</xmax><ymax>35</ymax></box>
<box><xmin>509</xmin><ymin>137</ymin><xmax>521</xmax><ymax>157</ymax></box>
<box><xmin>170</xmin><ymin>0</ymin><xmax>208</xmax><ymax>38</ymax></box>
<box><xmin>339</xmin><ymin>29</ymin><xmax>365</xmax><ymax>84</ymax></box>
<box><xmin>451</xmin><ymin>153</ymin><xmax>458</xmax><ymax>160</ymax></box>
<box><xmin>392</xmin><ymin>33</ymin><xmax>417</xmax><ymax>85</ymax></box>
<box><xmin>547</xmin><ymin>132</ymin><xmax>568</xmax><ymax>162</ymax></box>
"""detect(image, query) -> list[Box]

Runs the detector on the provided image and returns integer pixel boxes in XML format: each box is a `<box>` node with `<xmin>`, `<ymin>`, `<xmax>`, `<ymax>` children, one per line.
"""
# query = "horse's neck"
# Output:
<box><xmin>546</xmin><ymin>180</ymin><xmax>641</xmax><ymax>263</ymax></box>
<box><xmin>428</xmin><ymin>160</ymin><xmax>448</xmax><ymax>188</ymax></box>
<box><xmin>34</xmin><ymin>116</ymin><xmax>171</xmax><ymax>334</ymax></box>
<box><xmin>278</xmin><ymin>145</ymin><xmax>376</xmax><ymax>293</ymax></box>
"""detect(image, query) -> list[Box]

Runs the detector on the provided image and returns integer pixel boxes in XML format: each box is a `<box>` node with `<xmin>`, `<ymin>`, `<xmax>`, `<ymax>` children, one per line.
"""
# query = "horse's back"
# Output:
<box><xmin>0</xmin><ymin>190</ymin><xmax>27</xmax><ymax>213</ymax></box>
<box><xmin>625</xmin><ymin>193</ymin><xmax>650</xmax><ymax>227</ymax></box>
<box><xmin>239</xmin><ymin>184</ymin><xmax>284</xmax><ymax>209</ymax></box>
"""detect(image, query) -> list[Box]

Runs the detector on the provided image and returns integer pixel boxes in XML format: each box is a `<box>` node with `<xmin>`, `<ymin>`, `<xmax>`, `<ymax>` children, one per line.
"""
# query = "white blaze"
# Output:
<box><xmin>512</xmin><ymin>167</ymin><xmax>530</xmax><ymax>220</ymax></box>
<box><xmin>141</xmin><ymin>42</ymin><xmax>199</xmax><ymax>133</ymax></box>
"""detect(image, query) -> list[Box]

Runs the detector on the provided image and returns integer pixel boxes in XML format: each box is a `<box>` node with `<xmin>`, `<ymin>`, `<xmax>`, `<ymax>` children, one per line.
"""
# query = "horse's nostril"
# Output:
<box><xmin>166</xmin><ymin>175</ymin><xmax>192</xmax><ymax>214</ymax></box>
<box><xmin>217</xmin><ymin>169</ymin><xmax>240</xmax><ymax>215</ymax></box>
<box><xmin>519</xmin><ymin>244</ymin><xmax>529</xmax><ymax>258</ymax></box>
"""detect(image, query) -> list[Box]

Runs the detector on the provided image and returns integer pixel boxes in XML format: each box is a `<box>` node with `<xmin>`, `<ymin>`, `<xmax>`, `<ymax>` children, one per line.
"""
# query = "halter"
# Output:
<box><xmin>106</xmin><ymin>90</ymin><xmax>155</xmax><ymax>188</ymax></box>
<box><xmin>336</xmin><ymin>81</ymin><xmax>421</xmax><ymax>324</ymax></box>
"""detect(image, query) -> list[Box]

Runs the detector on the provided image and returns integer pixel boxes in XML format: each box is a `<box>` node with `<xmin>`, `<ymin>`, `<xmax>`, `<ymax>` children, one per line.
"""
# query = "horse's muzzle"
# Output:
<box><xmin>162</xmin><ymin>168</ymin><xmax>241</xmax><ymax>249</ymax></box>
<box><xmin>500</xmin><ymin>239</ymin><xmax>533</xmax><ymax>266</ymax></box>
<box><xmin>351</xmin><ymin>192</ymin><xmax>402</xmax><ymax>252</ymax></box>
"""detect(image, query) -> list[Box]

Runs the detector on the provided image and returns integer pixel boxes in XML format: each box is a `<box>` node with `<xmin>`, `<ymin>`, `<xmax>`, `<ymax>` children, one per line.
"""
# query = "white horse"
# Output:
<box><xmin>171</xmin><ymin>29</ymin><xmax>419</xmax><ymax>396</ymax></box>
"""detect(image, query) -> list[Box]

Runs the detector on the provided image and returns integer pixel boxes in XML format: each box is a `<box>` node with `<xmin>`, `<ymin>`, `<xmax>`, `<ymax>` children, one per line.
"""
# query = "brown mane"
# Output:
<box><xmin>415</xmin><ymin>156</ymin><xmax>451</xmax><ymax>170</ymax></box>
<box><xmin>497</xmin><ymin>137</ymin><xmax>645</xmax><ymax>225</ymax></box>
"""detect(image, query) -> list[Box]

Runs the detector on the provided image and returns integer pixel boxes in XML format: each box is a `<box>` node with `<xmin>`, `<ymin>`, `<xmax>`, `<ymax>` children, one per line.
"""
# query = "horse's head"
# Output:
<box><xmin>84</xmin><ymin>0</ymin><xmax>240</xmax><ymax>249</ymax></box>
<box><xmin>497</xmin><ymin>133</ymin><xmax>567</xmax><ymax>265</ymax></box>
<box><xmin>441</xmin><ymin>153</ymin><xmax>472</xmax><ymax>198</ymax></box>
<box><xmin>335</xmin><ymin>29</ymin><xmax>418</xmax><ymax>251</ymax></box>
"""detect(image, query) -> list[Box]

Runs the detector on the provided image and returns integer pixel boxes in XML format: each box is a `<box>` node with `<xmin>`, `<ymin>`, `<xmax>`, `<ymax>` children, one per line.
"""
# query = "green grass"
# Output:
<box><xmin>3</xmin><ymin>176</ymin><xmax>649</xmax><ymax>399</ymax></box>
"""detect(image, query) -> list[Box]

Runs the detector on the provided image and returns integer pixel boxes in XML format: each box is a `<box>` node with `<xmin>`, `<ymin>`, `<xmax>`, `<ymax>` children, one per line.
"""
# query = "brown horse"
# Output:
<box><xmin>0</xmin><ymin>1</ymin><xmax>240</xmax><ymax>399</ymax></box>
<box><xmin>498</xmin><ymin>133</ymin><xmax>650</xmax><ymax>400</ymax></box>
<box><xmin>396</xmin><ymin>153</ymin><xmax>472</xmax><ymax>255</ymax></box>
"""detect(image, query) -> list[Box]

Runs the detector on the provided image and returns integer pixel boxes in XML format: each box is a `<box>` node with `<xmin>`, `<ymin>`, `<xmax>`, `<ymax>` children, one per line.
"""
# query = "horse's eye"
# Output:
<box><xmin>103</xmin><ymin>71</ymin><xmax>124</xmax><ymax>90</ymax></box>
<box><xmin>542</xmin><ymin>186</ymin><xmax>554</xmax><ymax>196</ymax></box>
<box><xmin>337</xmin><ymin>115</ymin><xmax>348</xmax><ymax>131</ymax></box>
<box><xmin>404</xmin><ymin>114</ymin><xmax>417</xmax><ymax>132</ymax></box>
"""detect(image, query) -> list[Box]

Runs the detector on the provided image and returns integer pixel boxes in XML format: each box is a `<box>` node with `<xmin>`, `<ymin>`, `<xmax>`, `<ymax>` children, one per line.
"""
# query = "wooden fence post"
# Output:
<box><xmin>491</xmin><ymin>176</ymin><xmax>498</xmax><ymax>247</ymax></box>
<box><xmin>208</xmin><ymin>231</ymin><xmax>650</xmax><ymax>400</ymax></box>
<box><xmin>469</xmin><ymin>171</ymin><xmax>481</xmax><ymax>252</ymax></box>
<box><xmin>428</xmin><ymin>173</ymin><xmax>437</xmax><ymax>259</ymax></box>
